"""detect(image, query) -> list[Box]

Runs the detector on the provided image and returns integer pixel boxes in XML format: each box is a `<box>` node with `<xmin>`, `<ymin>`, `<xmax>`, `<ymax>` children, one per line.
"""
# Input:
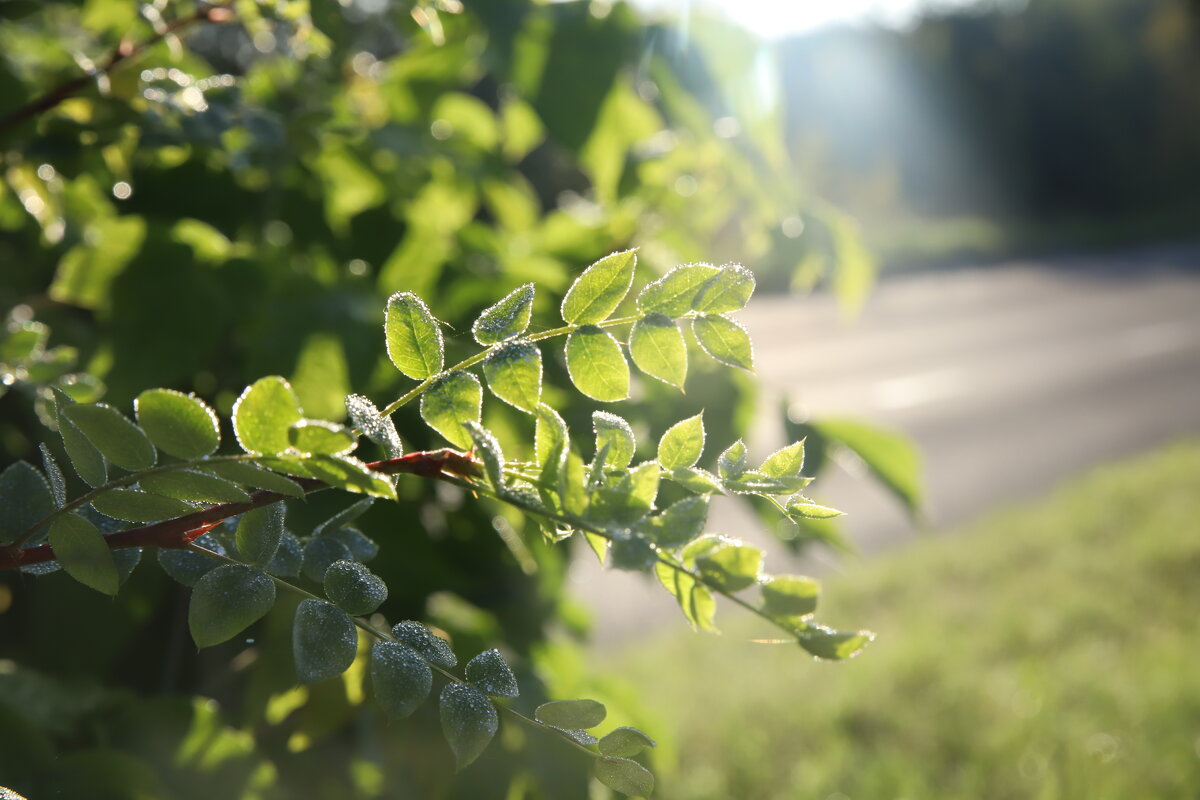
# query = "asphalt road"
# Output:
<box><xmin>571</xmin><ymin>245</ymin><xmax>1200</xmax><ymax>642</ymax></box>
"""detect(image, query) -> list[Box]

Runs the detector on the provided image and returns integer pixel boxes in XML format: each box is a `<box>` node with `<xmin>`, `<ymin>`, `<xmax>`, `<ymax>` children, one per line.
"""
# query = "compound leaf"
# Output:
<box><xmin>134</xmin><ymin>389</ymin><xmax>219</xmax><ymax>459</ymax></box>
<box><xmin>323</xmin><ymin>559</ymin><xmax>388</xmax><ymax>615</ymax></box>
<box><xmin>385</xmin><ymin>291</ymin><xmax>444</xmax><ymax>380</ymax></box>
<box><xmin>561</xmin><ymin>249</ymin><xmax>636</xmax><ymax>325</ymax></box>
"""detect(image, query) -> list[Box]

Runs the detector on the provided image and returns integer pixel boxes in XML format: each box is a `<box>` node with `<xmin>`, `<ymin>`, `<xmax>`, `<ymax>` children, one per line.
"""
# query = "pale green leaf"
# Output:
<box><xmin>561</xmin><ymin>249</ymin><xmax>637</xmax><ymax>325</ymax></box>
<box><xmin>472</xmin><ymin>283</ymin><xmax>535</xmax><ymax>345</ymax></box>
<box><xmin>48</xmin><ymin>513</ymin><xmax>118</xmax><ymax>595</ymax></box>
<box><xmin>293</xmin><ymin>598</ymin><xmax>358</xmax><ymax>682</ymax></box>
<box><xmin>692</xmin><ymin>314</ymin><xmax>754</xmax><ymax>372</ymax></box>
<box><xmin>292</xmin><ymin>455</ymin><xmax>397</xmax><ymax>500</ymax></box>
<box><xmin>482</xmin><ymin>341</ymin><xmax>542</xmax><ymax>413</ymax></box>
<box><xmin>63</xmin><ymin>403</ymin><xmax>156</xmax><ymax>471</ymax></box>
<box><xmin>440</xmin><ymin>683</ymin><xmax>498</xmax><ymax>769</ymax></box>
<box><xmin>420</xmin><ymin>372</ymin><xmax>482</xmax><ymax>449</ymax></box>
<box><xmin>232</xmin><ymin>377</ymin><xmax>303</xmax><ymax>456</ymax></box>
<box><xmin>717</xmin><ymin>440</ymin><xmax>748</xmax><ymax>480</ymax></box>
<box><xmin>583</xmin><ymin>530</ymin><xmax>607</xmax><ymax>563</ymax></box>
<box><xmin>785</xmin><ymin>497</ymin><xmax>844</xmax><ymax>520</ymax></box>
<box><xmin>654</xmin><ymin>561</ymin><xmax>717</xmax><ymax>632</ymax></box>
<box><xmin>627</xmin><ymin>461</ymin><xmax>660</xmax><ymax>512</ymax></box>
<box><xmin>235</xmin><ymin>504</ymin><xmax>285</xmax><ymax>567</ymax></box>
<box><xmin>695</xmin><ymin>540</ymin><xmax>762</xmax><ymax>592</ymax></box>
<box><xmin>692</xmin><ymin>263</ymin><xmax>756</xmax><ymax>313</ymax></box>
<box><xmin>464</xmin><ymin>649</ymin><xmax>519</xmax><ymax>698</ymax></box>
<box><xmin>636</xmin><ymin>263</ymin><xmax>719</xmax><ymax>317</ymax></box>
<box><xmin>813</xmin><ymin>419</ymin><xmax>922</xmax><ymax>518</ymax></box>
<box><xmin>134</xmin><ymin>389</ymin><xmax>220</xmax><ymax>459</ymax></box>
<box><xmin>385</xmin><ymin>292</ymin><xmax>444</xmax><ymax>380</ymax></box>
<box><xmin>288</xmin><ymin>419</ymin><xmax>357</xmax><ymax>456</ymax></box>
<box><xmin>759</xmin><ymin>441</ymin><xmax>806</xmax><ymax>480</ymax></box>
<box><xmin>0</xmin><ymin>461</ymin><xmax>55</xmax><ymax>544</ymax></box>
<box><xmin>392</xmin><ymin>620</ymin><xmax>457</xmax><ymax>668</ymax></box>
<box><xmin>595</xmin><ymin>757</ymin><xmax>655</xmax><ymax>797</ymax></box>
<box><xmin>560</xmin><ymin>451</ymin><xmax>588</xmax><ymax>517</ymax></box>
<box><xmin>665</xmin><ymin>467</ymin><xmax>724</xmax><ymax>495</ymax></box>
<box><xmin>91</xmin><ymin>489</ymin><xmax>195</xmax><ymax>522</ymax></box>
<box><xmin>629</xmin><ymin>314</ymin><xmax>687</xmax><ymax>389</ymax></box>
<box><xmin>462</xmin><ymin>421</ymin><xmax>505</xmax><ymax>489</ymax></box>
<box><xmin>637</xmin><ymin>495</ymin><xmax>708</xmax><ymax>549</ymax></box>
<box><xmin>798</xmin><ymin>624</ymin><xmax>875</xmax><ymax>661</ymax></box>
<box><xmin>534</xmin><ymin>403</ymin><xmax>569</xmax><ymax>470</ymax></box>
<box><xmin>535</xmin><ymin>699</ymin><xmax>606</xmax><ymax>730</ymax></box>
<box><xmin>324</xmin><ymin>559</ymin><xmax>388</xmax><ymax>615</ymax></box>
<box><xmin>761</xmin><ymin>575</ymin><xmax>820</xmax><ymax>618</ymax></box>
<box><xmin>140</xmin><ymin>470</ymin><xmax>251</xmax><ymax>504</ymax></box>
<box><xmin>599</xmin><ymin>727</ymin><xmax>657</xmax><ymax>758</ymax></box>
<box><xmin>593</xmin><ymin>411</ymin><xmax>635</xmax><ymax>468</ymax></box>
<box><xmin>201</xmin><ymin>461</ymin><xmax>305</xmax><ymax>498</ymax></box>
<box><xmin>189</xmin><ymin>564</ymin><xmax>276</xmax><ymax>648</ymax></box>
<box><xmin>565</xmin><ymin>326</ymin><xmax>629</xmax><ymax>402</ymax></box>
<box><xmin>371</xmin><ymin>640</ymin><xmax>432</xmax><ymax>718</ymax></box>
<box><xmin>657</xmin><ymin>414</ymin><xmax>705</xmax><ymax>470</ymax></box>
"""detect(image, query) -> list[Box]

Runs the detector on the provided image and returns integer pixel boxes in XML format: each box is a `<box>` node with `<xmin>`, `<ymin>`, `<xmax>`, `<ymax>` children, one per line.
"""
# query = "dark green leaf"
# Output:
<box><xmin>39</xmin><ymin>444</ymin><xmax>67</xmax><ymax>508</ymax></box>
<box><xmin>695</xmin><ymin>540</ymin><xmax>763</xmax><ymax>592</ymax></box>
<box><xmin>472</xmin><ymin>283</ymin><xmax>535</xmax><ymax>345</ymax></box>
<box><xmin>798</xmin><ymin>624</ymin><xmax>875</xmax><ymax>661</ymax></box>
<box><xmin>595</xmin><ymin>757</ymin><xmax>655</xmax><ymax>797</ymax></box>
<box><xmin>293</xmin><ymin>598</ymin><xmax>358</xmax><ymax>683</ymax></box>
<box><xmin>158</xmin><ymin>533</ymin><xmax>225</xmax><ymax>587</ymax></box>
<box><xmin>565</xmin><ymin>326</ymin><xmax>629</xmax><ymax>402</ymax></box>
<box><xmin>534</xmin><ymin>699</ymin><xmax>607</xmax><ymax>729</ymax></box>
<box><xmin>91</xmin><ymin>490</ymin><xmax>194</xmax><ymax>523</ymax></box>
<box><xmin>139</xmin><ymin>469</ymin><xmax>250</xmax><ymax>504</ymax></box>
<box><xmin>55</xmin><ymin>394</ymin><xmax>107</xmax><ymax>488</ymax></box>
<box><xmin>440</xmin><ymin>683</ymin><xmax>498</xmax><ymax>769</ymax></box>
<box><xmin>48</xmin><ymin>513</ymin><xmax>118</xmax><ymax>595</ymax></box>
<box><xmin>235</xmin><ymin>504</ymin><xmax>286</xmax><ymax>567</ymax></box>
<box><xmin>629</xmin><ymin>314</ymin><xmax>687</xmax><ymax>389</ymax></box>
<box><xmin>189</xmin><ymin>565</ymin><xmax>276</xmax><ymax>648</ymax></box>
<box><xmin>301</xmin><ymin>537</ymin><xmax>353</xmax><ymax>583</ymax></box>
<box><xmin>692</xmin><ymin>314</ymin><xmax>754</xmax><ymax>372</ymax></box>
<box><xmin>560</xmin><ymin>249</ymin><xmax>637</xmax><ymax>325</ymax></box>
<box><xmin>134</xmin><ymin>389</ymin><xmax>220</xmax><ymax>459</ymax></box>
<box><xmin>599</xmin><ymin>727</ymin><xmax>657</xmax><ymax>758</ymax></box>
<box><xmin>636</xmin><ymin>263</ymin><xmax>719</xmax><ymax>317</ymax></box>
<box><xmin>385</xmin><ymin>291</ymin><xmax>444</xmax><ymax>380</ymax></box>
<box><xmin>63</xmin><ymin>403</ymin><xmax>156</xmax><ymax>471</ymax></box>
<box><xmin>637</xmin><ymin>495</ymin><xmax>708</xmax><ymax>549</ymax></box>
<box><xmin>265</xmin><ymin>532</ymin><xmax>304</xmax><ymax>578</ymax></box>
<box><xmin>0</xmin><ymin>461</ymin><xmax>55</xmax><ymax>544</ymax></box>
<box><xmin>323</xmin><ymin>559</ymin><xmax>388</xmax><ymax>615</ymax></box>
<box><xmin>657</xmin><ymin>414</ymin><xmax>705</xmax><ymax>470</ymax></box>
<box><xmin>482</xmin><ymin>341</ymin><xmax>542</xmax><ymax>413</ymax></box>
<box><xmin>692</xmin><ymin>263</ymin><xmax>755</xmax><ymax>313</ymax></box>
<box><xmin>593</xmin><ymin>411</ymin><xmax>635</xmax><ymax>468</ymax></box>
<box><xmin>610</xmin><ymin>535</ymin><xmax>657</xmax><ymax>571</ymax></box>
<box><xmin>420</xmin><ymin>372</ymin><xmax>482</xmax><ymax>449</ymax></box>
<box><xmin>371</xmin><ymin>641</ymin><xmax>432</xmax><ymax>718</ymax></box>
<box><xmin>392</xmin><ymin>620</ymin><xmax>457</xmax><ymax>668</ymax></box>
<box><xmin>761</xmin><ymin>575</ymin><xmax>820</xmax><ymax>617</ymax></box>
<box><xmin>232</xmin><ymin>377</ymin><xmax>303</xmax><ymax>456</ymax></box>
<box><xmin>201</xmin><ymin>461</ymin><xmax>305</xmax><ymax>497</ymax></box>
<box><xmin>464</xmin><ymin>648</ymin><xmax>518</xmax><ymax>698</ymax></box>
<box><xmin>313</xmin><ymin>497</ymin><xmax>375</xmax><ymax>537</ymax></box>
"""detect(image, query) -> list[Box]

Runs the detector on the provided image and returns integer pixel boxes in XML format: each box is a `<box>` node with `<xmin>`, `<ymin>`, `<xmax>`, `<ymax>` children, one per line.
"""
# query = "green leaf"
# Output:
<box><xmin>420</xmin><ymin>372</ymin><xmax>482</xmax><ymax>449</ymax></box>
<box><xmin>266</xmin><ymin>533</ymin><xmax>304</xmax><ymax>578</ymax></box>
<box><xmin>657</xmin><ymin>414</ymin><xmax>705</xmax><ymax>470</ymax></box>
<box><xmin>593</xmin><ymin>411</ymin><xmax>635</xmax><ymax>468</ymax></box>
<box><xmin>482</xmin><ymin>341</ymin><xmax>542</xmax><ymax>413</ymax></box>
<box><xmin>385</xmin><ymin>291</ymin><xmax>444</xmax><ymax>380</ymax></box>
<box><xmin>595</xmin><ymin>757</ymin><xmax>655</xmax><ymax>798</ymax></box>
<box><xmin>472</xmin><ymin>283</ymin><xmax>535</xmax><ymax>345</ymax></box>
<box><xmin>0</xmin><ymin>461</ymin><xmax>55</xmax><ymax>544</ymax></box>
<box><xmin>785</xmin><ymin>497</ymin><xmax>844</xmax><ymax>520</ymax></box>
<box><xmin>665</xmin><ymin>467</ymin><xmax>724</xmax><ymax>494</ymax></box>
<box><xmin>692</xmin><ymin>315</ymin><xmax>754</xmax><ymax>372</ymax></box>
<box><xmin>158</xmin><ymin>533</ymin><xmax>224</xmax><ymax>587</ymax></box>
<box><xmin>55</xmin><ymin>394</ymin><xmax>107</xmax><ymax>488</ymax></box>
<box><xmin>371</xmin><ymin>641</ymin><xmax>432</xmax><ymax>718</ymax></box>
<box><xmin>63</xmin><ymin>403</ymin><xmax>156</xmax><ymax>471</ymax></box>
<box><xmin>583</xmin><ymin>530</ymin><xmax>608</xmax><ymax>563</ymax></box>
<box><xmin>628</xmin><ymin>462</ymin><xmax>660</xmax><ymax>512</ymax></box>
<box><xmin>695</xmin><ymin>540</ymin><xmax>762</xmax><ymax>592</ymax></box>
<box><xmin>91</xmin><ymin>490</ymin><xmax>195</xmax><ymax>523</ymax></box>
<box><xmin>232</xmin><ymin>377</ymin><xmax>303</xmax><ymax>456</ymax></box>
<box><xmin>292</xmin><ymin>455</ymin><xmax>397</xmax><ymax>500</ymax></box>
<box><xmin>188</xmin><ymin>565</ymin><xmax>276</xmax><ymax>648</ymax></box>
<box><xmin>636</xmin><ymin>263</ymin><xmax>719</xmax><ymax>317</ymax></box>
<box><xmin>235</xmin><ymin>505</ymin><xmax>286</xmax><ymax>567</ymax></box>
<box><xmin>324</xmin><ymin>560</ymin><xmax>388</xmax><ymax>615</ymax></box>
<box><xmin>301</xmin><ymin>537</ymin><xmax>352</xmax><ymax>583</ymax></box>
<box><xmin>565</xmin><ymin>326</ymin><xmax>629</xmax><ymax>402</ymax></box>
<box><xmin>293</xmin><ymin>599</ymin><xmax>359</xmax><ymax>683</ymax></box>
<box><xmin>534</xmin><ymin>699</ymin><xmax>607</xmax><ymax>729</ymax></box>
<box><xmin>134</xmin><ymin>389</ymin><xmax>220</xmax><ymax>459</ymax></box>
<box><xmin>717</xmin><ymin>440</ymin><xmax>748</xmax><ymax>480</ymax></box>
<box><xmin>798</xmin><ymin>624</ymin><xmax>875</xmax><ymax>661</ymax></box>
<box><xmin>654</xmin><ymin>562</ymin><xmax>717</xmax><ymax>632</ymax></box>
<box><xmin>759</xmin><ymin>441</ymin><xmax>806</xmax><ymax>481</ymax></box>
<box><xmin>599</xmin><ymin>727</ymin><xmax>657</xmax><ymax>758</ymax></box>
<box><xmin>440</xmin><ymin>683</ymin><xmax>498</xmax><ymax>770</ymax></box>
<box><xmin>0</xmin><ymin>319</ymin><xmax>48</xmax><ymax>362</ymax></box>
<box><xmin>761</xmin><ymin>575</ymin><xmax>820</xmax><ymax>617</ymax></box>
<box><xmin>139</xmin><ymin>470</ymin><xmax>251</xmax><ymax>504</ymax></box>
<box><xmin>610</xmin><ymin>535</ymin><xmax>657</xmax><ymax>571</ymax></box>
<box><xmin>723</xmin><ymin>470</ymin><xmax>795</xmax><ymax>496</ymax></box>
<box><xmin>560</xmin><ymin>249</ymin><xmax>637</xmax><ymax>325</ymax></box>
<box><xmin>560</xmin><ymin>451</ymin><xmax>588</xmax><ymax>517</ymax></box>
<box><xmin>288</xmin><ymin>420</ymin><xmax>357</xmax><ymax>456</ymax></box>
<box><xmin>814</xmin><ymin>419</ymin><xmax>923</xmax><ymax>519</ymax></box>
<box><xmin>48</xmin><ymin>513</ymin><xmax>118</xmax><ymax>595</ymax></box>
<box><xmin>629</xmin><ymin>314</ymin><xmax>687</xmax><ymax>389</ymax></box>
<box><xmin>692</xmin><ymin>263</ymin><xmax>756</xmax><ymax>313</ymax></box>
<box><xmin>462</xmin><ymin>421</ymin><xmax>505</xmax><ymax>489</ymax></box>
<box><xmin>201</xmin><ymin>461</ymin><xmax>305</xmax><ymax>498</ymax></box>
<box><xmin>345</xmin><ymin>394</ymin><xmax>403</xmax><ymax>458</ymax></box>
<box><xmin>464</xmin><ymin>649</ymin><xmax>519</xmax><ymax>698</ymax></box>
<box><xmin>392</xmin><ymin>620</ymin><xmax>457</xmax><ymax>668</ymax></box>
<box><xmin>534</xmin><ymin>403</ymin><xmax>569</xmax><ymax>471</ymax></box>
<box><xmin>39</xmin><ymin>444</ymin><xmax>67</xmax><ymax>508</ymax></box>
<box><xmin>637</xmin><ymin>495</ymin><xmax>708</xmax><ymax>550</ymax></box>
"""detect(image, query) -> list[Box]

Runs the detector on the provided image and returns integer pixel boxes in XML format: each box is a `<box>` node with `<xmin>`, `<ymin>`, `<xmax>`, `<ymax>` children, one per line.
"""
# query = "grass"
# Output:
<box><xmin>610</xmin><ymin>440</ymin><xmax>1200</xmax><ymax>799</ymax></box>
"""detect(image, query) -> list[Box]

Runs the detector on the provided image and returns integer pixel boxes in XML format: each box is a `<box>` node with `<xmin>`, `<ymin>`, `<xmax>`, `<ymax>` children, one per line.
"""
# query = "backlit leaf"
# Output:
<box><xmin>39</xmin><ymin>444</ymin><xmax>67</xmax><ymax>508</ymax></box>
<box><xmin>785</xmin><ymin>498</ymin><xmax>844</xmax><ymax>520</ymax></box>
<box><xmin>717</xmin><ymin>440</ymin><xmax>748</xmax><ymax>480</ymax></box>
<box><xmin>759</xmin><ymin>441</ymin><xmax>806</xmax><ymax>480</ymax></box>
<box><xmin>472</xmin><ymin>283</ymin><xmax>535</xmax><ymax>345</ymax></box>
<box><xmin>761</xmin><ymin>575</ymin><xmax>820</xmax><ymax>617</ymax></box>
<box><xmin>692</xmin><ymin>314</ymin><xmax>754</xmax><ymax>372</ymax></box>
<box><xmin>49</xmin><ymin>513</ymin><xmax>118</xmax><ymax>595</ymax></box>
<box><xmin>636</xmin><ymin>263</ymin><xmax>719</xmax><ymax>317</ymax></box>
<box><xmin>372</xmin><ymin>641</ymin><xmax>432</xmax><ymax>718</ymax></box>
<box><xmin>232</xmin><ymin>377</ymin><xmax>303</xmax><ymax>456</ymax></box>
<box><xmin>293</xmin><ymin>599</ymin><xmax>359</xmax><ymax>683</ymax></box>
<box><xmin>695</xmin><ymin>540</ymin><xmax>762</xmax><ymax>592</ymax></box>
<box><xmin>798</xmin><ymin>624</ymin><xmax>875</xmax><ymax>661</ymax></box>
<box><xmin>201</xmin><ymin>461</ymin><xmax>305</xmax><ymax>497</ymax></box>
<box><xmin>288</xmin><ymin>419</ymin><xmax>357</xmax><ymax>456</ymax></box>
<box><xmin>655</xmin><ymin>561</ymin><xmax>717</xmax><ymax>632</ymax></box>
<box><xmin>63</xmin><ymin>403</ymin><xmax>156</xmax><ymax>471</ymax></box>
<box><xmin>565</xmin><ymin>326</ymin><xmax>629</xmax><ymax>402</ymax></box>
<box><xmin>294</xmin><ymin>455</ymin><xmax>397</xmax><ymax>500</ymax></box>
<box><xmin>385</xmin><ymin>291</ymin><xmax>444</xmax><ymax>380</ymax></box>
<box><xmin>134</xmin><ymin>389</ymin><xmax>220</xmax><ymax>459</ymax></box>
<box><xmin>593</xmin><ymin>411</ymin><xmax>635</xmax><ymax>468</ymax></box>
<box><xmin>55</xmin><ymin>394</ymin><xmax>107</xmax><ymax>488</ymax></box>
<box><xmin>534</xmin><ymin>403</ymin><xmax>569</xmax><ymax>470</ymax></box>
<box><xmin>420</xmin><ymin>372</ymin><xmax>482</xmax><ymax>449</ymax></box>
<box><xmin>629</xmin><ymin>314</ymin><xmax>687</xmax><ymax>389</ymax></box>
<box><xmin>440</xmin><ymin>683</ymin><xmax>498</xmax><ymax>769</ymax></box>
<box><xmin>463</xmin><ymin>421</ymin><xmax>504</xmax><ymax>489</ymax></box>
<box><xmin>637</xmin><ymin>495</ymin><xmax>708</xmax><ymax>549</ymax></box>
<box><xmin>140</xmin><ymin>469</ymin><xmax>250</xmax><ymax>504</ymax></box>
<box><xmin>91</xmin><ymin>489</ymin><xmax>195</xmax><ymax>522</ymax></box>
<box><xmin>189</xmin><ymin>565</ymin><xmax>276</xmax><ymax>648</ymax></box>
<box><xmin>692</xmin><ymin>263</ymin><xmax>755</xmax><ymax>313</ymax></box>
<box><xmin>657</xmin><ymin>414</ymin><xmax>705</xmax><ymax>470</ymax></box>
<box><xmin>561</xmin><ymin>249</ymin><xmax>637</xmax><ymax>325</ymax></box>
<box><xmin>345</xmin><ymin>394</ymin><xmax>403</xmax><ymax>458</ymax></box>
<box><xmin>482</xmin><ymin>341</ymin><xmax>542</xmax><ymax>413</ymax></box>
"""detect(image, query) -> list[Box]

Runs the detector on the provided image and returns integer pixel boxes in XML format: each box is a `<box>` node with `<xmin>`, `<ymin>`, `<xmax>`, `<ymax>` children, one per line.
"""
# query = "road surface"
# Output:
<box><xmin>570</xmin><ymin>245</ymin><xmax>1200</xmax><ymax>643</ymax></box>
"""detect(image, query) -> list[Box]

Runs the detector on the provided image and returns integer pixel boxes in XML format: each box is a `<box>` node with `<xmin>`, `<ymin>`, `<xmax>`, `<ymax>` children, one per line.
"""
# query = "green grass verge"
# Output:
<box><xmin>613</xmin><ymin>440</ymin><xmax>1200</xmax><ymax>799</ymax></box>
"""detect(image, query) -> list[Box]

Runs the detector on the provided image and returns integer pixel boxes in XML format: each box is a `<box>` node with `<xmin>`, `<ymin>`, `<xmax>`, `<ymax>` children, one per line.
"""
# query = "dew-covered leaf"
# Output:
<box><xmin>63</xmin><ymin>403</ymin><xmax>156</xmax><ymax>471</ymax></box>
<box><xmin>717</xmin><ymin>440</ymin><xmax>748</xmax><ymax>480</ymax></box>
<box><xmin>392</xmin><ymin>620</ymin><xmax>457</xmax><ymax>668</ymax></box>
<box><xmin>464</xmin><ymin>648</ymin><xmax>519</xmax><ymax>698</ymax></box>
<box><xmin>201</xmin><ymin>461</ymin><xmax>305</xmax><ymax>497</ymax></box>
<box><xmin>385</xmin><ymin>291</ymin><xmax>444</xmax><ymax>380</ymax></box>
<box><xmin>39</xmin><ymin>444</ymin><xmax>67</xmax><ymax>509</ymax></box>
<box><xmin>692</xmin><ymin>263</ymin><xmax>755</xmax><ymax>314</ymax></box>
<box><xmin>722</xmin><ymin>470</ymin><xmax>795</xmax><ymax>495</ymax></box>
<box><xmin>440</xmin><ymin>682</ymin><xmax>498</xmax><ymax>770</ymax></box>
<box><xmin>294</xmin><ymin>455</ymin><xmax>397</xmax><ymax>500</ymax></box>
<box><xmin>593</xmin><ymin>411</ymin><xmax>635</xmax><ymax>468</ymax></box>
<box><xmin>113</xmin><ymin>546</ymin><xmax>142</xmax><ymax>584</ymax></box>
<box><xmin>371</xmin><ymin>640</ymin><xmax>432</xmax><ymax>718</ymax></box>
<box><xmin>232</xmin><ymin>377</ymin><xmax>303</xmax><ymax>456</ymax></box>
<box><xmin>655</xmin><ymin>561</ymin><xmax>715</xmax><ymax>632</ymax></box>
<box><xmin>695</xmin><ymin>540</ymin><xmax>762</xmax><ymax>592</ymax></box>
<box><xmin>759</xmin><ymin>440</ymin><xmax>806</xmax><ymax>481</ymax></box>
<box><xmin>301</xmin><ymin>536</ymin><xmax>353</xmax><ymax>583</ymax></box>
<box><xmin>235</xmin><ymin>504</ymin><xmax>286</xmax><ymax>567</ymax></box>
<box><xmin>326</xmin><ymin>526</ymin><xmax>378</xmax><ymax>562</ymax></box>
<box><xmin>420</xmin><ymin>371</ymin><xmax>482</xmax><ymax>449</ymax></box>
<box><xmin>534</xmin><ymin>699</ymin><xmax>606</xmax><ymax>730</ymax></box>
<box><xmin>629</xmin><ymin>314</ymin><xmax>687</xmax><ymax>389</ymax></box>
<box><xmin>636</xmin><ymin>262</ymin><xmax>719</xmax><ymax>317</ymax></box>
<box><xmin>140</xmin><ymin>469</ymin><xmax>251</xmax><ymax>504</ymax></box>
<box><xmin>798</xmin><ymin>624</ymin><xmax>875</xmax><ymax>661</ymax></box>
<box><xmin>158</xmin><ymin>533</ymin><xmax>225</xmax><ymax>587</ymax></box>
<box><xmin>288</xmin><ymin>420</ymin><xmax>357</xmax><ymax>456</ymax></box>
<box><xmin>665</xmin><ymin>466</ymin><xmax>724</xmax><ymax>495</ymax></box>
<box><xmin>565</xmin><ymin>326</ymin><xmax>629</xmax><ymax>402</ymax></box>
<box><xmin>91</xmin><ymin>489</ymin><xmax>195</xmax><ymax>522</ymax></box>
<box><xmin>313</xmin><ymin>497</ymin><xmax>375</xmax><ymax>537</ymax></box>
<box><xmin>345</xmin><ymin>394</ymin><xmax>403</xmax><ymax>458</ymax></box>
<box><xmin>293</xmin><ymin>598</ymin><xmax>359</xmax><ymax>683</ymax></box>
<box><xmin>323</xmin><ymin>559</ymin><xmax>388</xmax><ymax>615</ymax></box>
<box><xmin>627</xmin><ymin>462</ymin><xmax>660</xmax><ymax>512</ymax></box>
<box><xmin>472</xmin><ymin>283</ymin><xmax>535</xmax><ymax>345</ymax></box>
<box><xmin>657</xmin><ymin>414</ymin><xmax>704</xmax><ymax>470</ymax></box>
<box><xmin>692</xmin><ymin>314</ymin><xmax>754</xmax><ymax>372</ymax></box>
<box><xmin>265</xmin><ymin>532</ymin><xmax>303</xmax><ymax>577</ymax></box>
<box><xmin>595</xmin><ymin>757</ymin><xmax>655</xmax><ymax>798</ymax></box>
<box><xmin>134</xmin><ymin>389</ymin><xmax>220</xmax><ymax>459</ymax></box>
<box><xmin>637</xmin><ymin>495</ymin><xmax>708</xmax><ymax>550</ymax></box>
<box><xmin>560</xmin><ymin>451</ymin><xmax>588</xmax><ymax>517</ymax></box>
<box><xmin>0</xmin><ymin>461</ymin><xmax>55</xmax><ymax>544</ymax></box>
<box><xmin>48</xmin><ymin>513</ymin><xmax>118</xmax><ymax>595</ymax></box>
<box><xmin>483</xmin><ymin>341</ymin><xmax>542</xmax><ymax>413</ymax></box>
<box><xmin>534</xmin><ymin>403</ymin><xmax>569</xmax><ymax>471</ymax></box>
<box><xmin>599</xmin><ymin>727</ymin><xmax>657</xmax><ymax>758</ymax></box>
<box><xmin>561</xmin><ymin>249</ymin><xmax>637</xmax><ymax>325</ymax></box>
<box><xmin>761</xmin><ymin>575</ymin><xmax>820</xmax><ymax>617</ymax></box>
<box><xmin>552</xmin><ymin>727</ymin><xmax>599</xmax><ymax>747</ymax></box>
<box><xmin>55</xmin><ymin>392</ymin><xmax>107</xmax><ymax>488</ymax></box>
<box><xmin>463</xmin><ymin>421</ymin><xmax>504</xmax><ymax>489</ymax></box>
<box><xmin>188</xmin><ymin>564</ymin><xmax>276</xmax><ymax>648</ymax></box>
<box><xmin>785</xmin><ymin>497</ymin><xmax>844</xmax><ymax>520</ymax></box>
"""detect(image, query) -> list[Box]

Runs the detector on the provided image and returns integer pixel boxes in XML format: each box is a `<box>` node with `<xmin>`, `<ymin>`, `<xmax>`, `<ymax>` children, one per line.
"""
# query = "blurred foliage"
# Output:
<box><xmin>0</xmin><ymin>1</ymin><xmax>879</xmax><ymax>798</ymax></box>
